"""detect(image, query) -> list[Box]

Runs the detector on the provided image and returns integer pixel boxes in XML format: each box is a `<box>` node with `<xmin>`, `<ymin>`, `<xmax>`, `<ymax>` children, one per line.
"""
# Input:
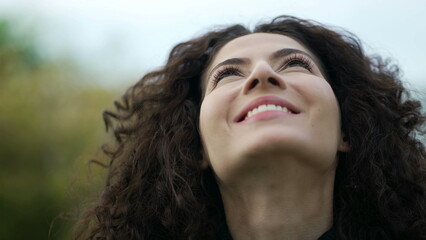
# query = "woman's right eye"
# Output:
<box><xmin>212</xmin><ymin>66</ymin><xmax>242</xmax><ymax>84</ymax></box>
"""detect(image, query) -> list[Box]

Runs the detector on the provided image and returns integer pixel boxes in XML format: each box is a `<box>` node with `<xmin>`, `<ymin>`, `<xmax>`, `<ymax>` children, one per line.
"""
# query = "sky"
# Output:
<box><xmin>0</xmin><ymin>0</ymin><xmax>425</xmax><ymax>90</ymax></box>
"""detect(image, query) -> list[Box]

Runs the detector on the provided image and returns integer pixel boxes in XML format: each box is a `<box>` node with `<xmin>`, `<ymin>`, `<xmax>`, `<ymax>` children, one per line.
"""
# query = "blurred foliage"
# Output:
<box><xmin>0</xmin><ymin>19</ymin><xmax>121</xmax><ymax>239</ymax></box>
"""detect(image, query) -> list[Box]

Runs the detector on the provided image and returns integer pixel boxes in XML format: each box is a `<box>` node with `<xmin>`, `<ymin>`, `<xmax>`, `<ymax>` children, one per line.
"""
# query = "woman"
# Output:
<box><xmin>76</xmin><ymin>16</ymin><xmax>426</xmax><ymax>240</ymax></box>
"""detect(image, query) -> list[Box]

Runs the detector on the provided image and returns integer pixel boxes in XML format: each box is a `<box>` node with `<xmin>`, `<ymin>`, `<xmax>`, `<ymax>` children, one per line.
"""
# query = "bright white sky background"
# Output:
<box><xmin>0</xmin><ymin>0</ymin><xmax>425</xmax><ymax>90</ymax></box>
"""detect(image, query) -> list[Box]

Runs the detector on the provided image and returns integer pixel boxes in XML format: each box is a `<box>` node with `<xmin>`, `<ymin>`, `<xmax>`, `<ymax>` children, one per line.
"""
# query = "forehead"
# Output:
<box><xmin>210</xmin><ymin>33</ymin><xmax>313</xmax><ymax>65</ymax></box>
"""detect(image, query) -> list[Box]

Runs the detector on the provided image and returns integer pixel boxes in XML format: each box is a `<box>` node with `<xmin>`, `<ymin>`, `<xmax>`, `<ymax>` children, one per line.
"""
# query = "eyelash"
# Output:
<box><xmin>279</xmin><ymin>54</ymin><xmax>314</xmax><ymax>72</ymax></box>
<box><xmin>211</xmin><ymin>54</ymin><xmax>315</xmax><ymax>86</ymax></box>
<box><xmin>212</xmin><ymin>66</ymin><xmax>243</xmax><ymax>85</ymax></box>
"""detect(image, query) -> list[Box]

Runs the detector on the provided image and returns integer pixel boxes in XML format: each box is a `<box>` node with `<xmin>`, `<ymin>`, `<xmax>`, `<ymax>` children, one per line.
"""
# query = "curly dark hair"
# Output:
<box><xmin>75</xmin><ymin>16</ymin><xmax>426</xmax><ymax>240</ymax></box>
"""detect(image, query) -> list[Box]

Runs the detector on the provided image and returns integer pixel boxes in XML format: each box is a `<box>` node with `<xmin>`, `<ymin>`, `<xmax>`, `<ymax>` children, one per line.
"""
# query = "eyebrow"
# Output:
<box><xmin>206</xmin><ymin>48</ymin><xmax>317</xmax><ymax>81</ymax></box>
<box><xmin>271</xmin><ymin>48</ymin><xmax>315</xmax><ymax>61</ymax></box>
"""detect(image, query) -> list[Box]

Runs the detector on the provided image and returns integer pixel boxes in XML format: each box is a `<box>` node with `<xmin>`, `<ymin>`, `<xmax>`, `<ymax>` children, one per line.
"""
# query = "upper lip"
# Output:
<box><xmin>234</xmin><ymin>95</ymin><xmax>300</xmax><ymax>122</ymax></box>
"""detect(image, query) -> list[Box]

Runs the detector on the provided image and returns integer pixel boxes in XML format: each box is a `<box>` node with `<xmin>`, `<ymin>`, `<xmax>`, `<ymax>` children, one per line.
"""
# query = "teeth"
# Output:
<box><xmin>245</xmin><ymin>104</ymin><xmax>291</xmax><ymax>120</ymax></box>
<box><xmin>266</xmin><ymin>104</ymin><xmax>275</xmax><ymax>111</ymax></box>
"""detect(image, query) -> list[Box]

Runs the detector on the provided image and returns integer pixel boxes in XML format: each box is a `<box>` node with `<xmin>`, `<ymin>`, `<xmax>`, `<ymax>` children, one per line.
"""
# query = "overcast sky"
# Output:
<box><xmin>0</xmin><ymin>0</ymin><xmax>425</xmax><ymax>90</ymax></box>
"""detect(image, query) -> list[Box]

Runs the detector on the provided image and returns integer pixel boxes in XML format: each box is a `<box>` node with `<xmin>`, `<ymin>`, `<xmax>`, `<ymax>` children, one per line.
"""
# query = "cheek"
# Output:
<box><xmin>199</xmin><ymin>93</ymin><xmax>226</xmax><ymax>143</ymax></box>
<box><xmin>294</xmin><ymin>77</ymin><xmax>341</xmax><ymax>129</ymax></box>
<box><xmin>199</xmin><ymin>88</ymin><xmax>237</xmax><ymax>159</ymax></box>
<box><xmin>316</xmin><ymin>85</ymin><xmax>340</xmax><ymax>124</ymax></box>
<box><xmin>310</xmin><ymin>81</ymin><xmax>342</xmax><ymax>149</ymax></box>
<box><xmin>199</xmin><ymin>100</ymin><xmax>211</xmax><ymax>141</ymax></box>
<box><xmin>295</xmin><ymin>77</ymin><xmax>337</xmax><ymax>108</ymax></box>
<box><xmin>316</xmin><ymin>81</ymin><xmax>340</xmax><ymax>117</ymax></box>
<box><xmin>199</xmin><ymin>96</ymin><xmax>224</xmax><ymax>165</ymax></box>
<box><xmin>199</xmin><ymin>86</ymin><xmax>238</xmax><ymax>130</ymax></box>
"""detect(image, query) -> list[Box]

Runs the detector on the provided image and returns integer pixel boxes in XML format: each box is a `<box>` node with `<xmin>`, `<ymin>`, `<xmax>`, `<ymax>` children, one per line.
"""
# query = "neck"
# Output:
<box><xmin>218</xmin><ymin>155</ymin><xmax>336</xmax><ymax>240</ymax></box>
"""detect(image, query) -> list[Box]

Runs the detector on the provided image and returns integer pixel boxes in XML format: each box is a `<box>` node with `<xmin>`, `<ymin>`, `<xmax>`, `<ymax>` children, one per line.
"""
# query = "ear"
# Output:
<box><xmin>338</xmin><ymin>132</ymin><xmax>351</xmax><ymax>152</ymax></box>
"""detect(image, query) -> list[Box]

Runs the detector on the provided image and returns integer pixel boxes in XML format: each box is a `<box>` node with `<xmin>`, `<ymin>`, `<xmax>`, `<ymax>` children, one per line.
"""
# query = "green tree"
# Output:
<box><xmin>0</xmin><ymin>19</ymin><xmax>119</xmax><ymax>239</ymax></box>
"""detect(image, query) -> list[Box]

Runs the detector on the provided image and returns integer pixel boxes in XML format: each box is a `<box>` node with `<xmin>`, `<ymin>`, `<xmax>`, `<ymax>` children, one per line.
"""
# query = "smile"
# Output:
<box><xmin>244</xmin><ymin>104</ymin><xmax>293</xmax><ymax>120</ymax></box>
<box><xmin>235</xmin><ymin>96</ymin><xmax>300</xmax><ymax>123</ymax></box>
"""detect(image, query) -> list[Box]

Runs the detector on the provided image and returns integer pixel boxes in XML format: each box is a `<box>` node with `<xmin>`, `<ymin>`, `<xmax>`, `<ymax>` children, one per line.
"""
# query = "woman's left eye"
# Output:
<box><xmin>279</xmin><ymin>55</ymin><xmax>314</xmax><ymax>72</ymax></box>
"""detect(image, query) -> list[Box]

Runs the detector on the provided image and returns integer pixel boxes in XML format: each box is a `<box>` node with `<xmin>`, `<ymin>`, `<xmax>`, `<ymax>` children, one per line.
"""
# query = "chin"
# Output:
<box><xmin>234</xmin><ymin>132</ymin><xmax>338</xmax><ymax>170</ymax></box>
<box><xmin>241</xmin><ymin>127</ymin><xmax>306</xmax><ymax>152</ymax></box>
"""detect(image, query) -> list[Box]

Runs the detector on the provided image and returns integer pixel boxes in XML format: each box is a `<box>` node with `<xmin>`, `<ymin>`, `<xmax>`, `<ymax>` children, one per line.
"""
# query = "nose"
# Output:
<box><xmin>242</xmin><ymin>61</ymin><xmax>286</xmax><ymax>94</ymax></box>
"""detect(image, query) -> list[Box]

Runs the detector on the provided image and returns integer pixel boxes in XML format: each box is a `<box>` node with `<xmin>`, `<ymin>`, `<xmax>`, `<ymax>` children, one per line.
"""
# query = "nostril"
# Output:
<box><xmin>268</xmin><ymin>77</ymin><xmax>279</xmax><ymax>86</ymax></box>
<box><xmin>249</xmin><ymin>79</ymin><xmax>259</xmax><ymax>90</ymax></box>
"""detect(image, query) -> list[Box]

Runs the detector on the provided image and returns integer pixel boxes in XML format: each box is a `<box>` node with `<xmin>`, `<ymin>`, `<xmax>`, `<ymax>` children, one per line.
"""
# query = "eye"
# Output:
<box><xmin>212</xmin><ymin>66</ymin><xmax>243</xmax><ymax>84</ymax></box>
<box><xmin>279</xmin><ymin>54</ymin><xmax>314</xmax><ymax>72</ymax></box>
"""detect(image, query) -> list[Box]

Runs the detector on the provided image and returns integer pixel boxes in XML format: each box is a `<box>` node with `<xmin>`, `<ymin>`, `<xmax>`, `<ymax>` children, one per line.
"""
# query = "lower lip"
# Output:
<box><xmin>239</xmin><ymin>110</ymin><xmax>294</xmax><ymax>123</ymax></box>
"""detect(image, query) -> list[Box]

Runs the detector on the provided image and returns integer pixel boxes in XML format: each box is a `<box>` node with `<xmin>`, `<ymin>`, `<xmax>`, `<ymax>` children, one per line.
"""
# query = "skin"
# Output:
<box><xmin>199</xmin><ymin>33</ymin><xmax>349</xmax><ymax>240</ymax></box>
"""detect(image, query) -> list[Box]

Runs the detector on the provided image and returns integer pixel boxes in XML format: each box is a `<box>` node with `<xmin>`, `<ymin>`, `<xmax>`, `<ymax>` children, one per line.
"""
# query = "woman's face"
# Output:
<box><xmin>199</xmin><ymin>33</ymin><xmax>348</xmax><ymax>182</ymax></box>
